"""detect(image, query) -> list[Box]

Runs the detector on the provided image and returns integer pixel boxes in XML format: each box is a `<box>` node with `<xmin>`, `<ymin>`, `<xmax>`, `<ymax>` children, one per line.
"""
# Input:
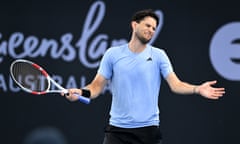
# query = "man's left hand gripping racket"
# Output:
<box><xmin>10</xmin><ymin>59</ymin><xmax>90</xmax><ymax>104</ymax></box>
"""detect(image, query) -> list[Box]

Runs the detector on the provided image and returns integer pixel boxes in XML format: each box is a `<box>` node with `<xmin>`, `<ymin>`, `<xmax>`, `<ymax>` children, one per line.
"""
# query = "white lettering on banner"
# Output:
<box><xmin>0</xmin><ymin>74</ymin><xmax>111</xmax><ymax>94</ymax></box>
<box><xmin>76</xmin><ymin>1</ymin><xmax>107</xmax><ymax>68</ymax></box>
<box><xmin>9</xmin><ymin>74</ymin><xmax>20</xmax><ymax>92</ymax></box>
<box><xmin>0</xmin><ymin>74</ymin><xmax>7</xmax><ymax>91</ymax></box>
<box><xmin>0</xmin><ymin>33</ymin><xmax>7</xmax><ymax>63</ymax></box>
<box><xmin>210</xmin><ymin>22</ymin><xmax>240</xmax><ymax>81</ymax></box>
<box><xmin>0</xmin><ymin>1</ymin><xmax>163</xmax><ymax>68</ymax></box>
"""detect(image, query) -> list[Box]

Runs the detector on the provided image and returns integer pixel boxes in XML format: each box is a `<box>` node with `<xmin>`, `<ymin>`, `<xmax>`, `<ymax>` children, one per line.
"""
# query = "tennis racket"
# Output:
<box><xmin>10</xmin><ymin>59</ymin><xmax>91</xmax><ymax>104</ymax></box>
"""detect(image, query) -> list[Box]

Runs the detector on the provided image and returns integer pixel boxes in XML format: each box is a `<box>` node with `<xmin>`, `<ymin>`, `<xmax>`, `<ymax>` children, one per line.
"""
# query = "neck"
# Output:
<box><xmin>128</xmin><ymin>39</ymin><xmax>147</xmax><ymax>53</ymax></box>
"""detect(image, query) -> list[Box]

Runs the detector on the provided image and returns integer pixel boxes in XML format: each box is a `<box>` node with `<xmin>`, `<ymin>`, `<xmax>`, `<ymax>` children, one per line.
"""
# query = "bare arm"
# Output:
<box><xmin>166</xmin><ymin>72</ymin><xmax>225</xmax><ymax>99</ymax></box>
<box><xmin>84</xmin><ymin>73</ymin><xmax>108</xmax><ymax>99</ymax></box>
<box><xmin>63</xmin><ymin>73</ymin><xmax>108</xmax><ymax>101</ymax></box>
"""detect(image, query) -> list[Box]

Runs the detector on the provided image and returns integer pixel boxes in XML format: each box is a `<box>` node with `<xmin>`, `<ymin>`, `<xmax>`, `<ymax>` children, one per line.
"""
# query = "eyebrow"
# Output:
<box><xmin>144</xmin><ymin>22</ymin><xmax>156</xmax><ymax>30</ymax></box>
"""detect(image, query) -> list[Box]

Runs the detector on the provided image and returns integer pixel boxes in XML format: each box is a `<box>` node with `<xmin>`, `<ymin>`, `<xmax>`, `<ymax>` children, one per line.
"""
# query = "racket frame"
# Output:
<box><xmin>10</xmin><ymin>59</ymin><xmax>90</xmax><ymax>104</ymax></box>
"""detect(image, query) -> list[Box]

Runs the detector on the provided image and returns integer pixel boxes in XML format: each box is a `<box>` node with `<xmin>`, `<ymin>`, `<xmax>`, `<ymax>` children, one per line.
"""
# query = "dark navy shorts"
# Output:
<box><xmin>103</xmin><ymin>125</ymin><xmax>162</xmax><ymax>144</ymax></box>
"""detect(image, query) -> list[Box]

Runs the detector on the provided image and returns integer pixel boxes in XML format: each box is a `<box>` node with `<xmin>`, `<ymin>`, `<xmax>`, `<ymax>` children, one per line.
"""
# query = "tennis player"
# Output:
<box><xmin>64</xmin><ymin>9</ymin><xmax>225</xmax><ymax>144</ymax></box>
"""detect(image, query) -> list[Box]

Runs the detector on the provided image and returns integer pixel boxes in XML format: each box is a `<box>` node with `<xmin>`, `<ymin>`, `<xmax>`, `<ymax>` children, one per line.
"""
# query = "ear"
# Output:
<box><xmin>131</xmin><ymin>21</ymin><xmax>137</xmax><ymax>29</ymax></box>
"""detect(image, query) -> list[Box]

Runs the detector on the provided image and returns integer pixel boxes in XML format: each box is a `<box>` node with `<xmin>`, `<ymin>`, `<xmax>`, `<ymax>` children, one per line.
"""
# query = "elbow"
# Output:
<box><xmin>169</xmin><ymin>81</ymin><xmax>182</xmax><ymax>94</ymax></box>
<box><xmin>170</xmin><ymin>86</ymin><xmax>178</xmax><ymax>94</ymax></box>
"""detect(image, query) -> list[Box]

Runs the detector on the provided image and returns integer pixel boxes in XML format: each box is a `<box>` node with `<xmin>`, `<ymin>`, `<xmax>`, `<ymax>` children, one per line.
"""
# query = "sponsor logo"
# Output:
<box><xmin>210</xmin><ymin>22</ymin><xmax>240</xmax><ymax>81</ymax></box>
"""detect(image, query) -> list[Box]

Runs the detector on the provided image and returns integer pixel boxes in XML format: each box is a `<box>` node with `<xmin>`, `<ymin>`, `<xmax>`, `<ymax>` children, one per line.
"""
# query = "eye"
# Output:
<box><xmin>145</xmin><ymin>23</ymin><xmax>156</xmax><ymax>31</ymax></box>
<box><xmin>146</xmin><ymin>24</ymin><xmax>151</xmax><ymax>28</ymax></box>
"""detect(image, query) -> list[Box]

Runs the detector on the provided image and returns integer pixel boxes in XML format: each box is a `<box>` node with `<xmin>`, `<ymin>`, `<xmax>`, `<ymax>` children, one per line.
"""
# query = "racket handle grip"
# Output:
<box><xmin>75</xmin><ymin>94</ymin><xmax>91</xmax><ymax>104</ymax></box>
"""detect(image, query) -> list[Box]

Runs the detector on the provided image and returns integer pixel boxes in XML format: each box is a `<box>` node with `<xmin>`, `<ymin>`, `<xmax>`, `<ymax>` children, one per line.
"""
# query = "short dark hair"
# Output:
<box><xmin>131</xmin><ymin>9</ymin><xmax>159</xmax><ymax>26</ymax></box>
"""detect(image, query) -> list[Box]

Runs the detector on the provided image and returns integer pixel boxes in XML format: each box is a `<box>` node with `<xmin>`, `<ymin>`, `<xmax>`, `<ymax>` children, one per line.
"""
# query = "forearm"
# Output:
<box><xmin>166</xmin><ymin>73</ymin><xmax>224</xmax><ymax>99</ymax></box>
<box><xmin>82</xmin><ymin>73</ymin><xmax>107</xmax><ymax>99</ymax></box>
<box><xmin>166</xmin><ymin>72</ymin><xmax>199</xmax><ymax>95</ymax></box>
<box><xmin>170</xmin><ymin>81</ymin><xmax>199</xmax><ymax>95</ymax></box>
<box><xmin>84</xmin><ymin>83</ymin><xmax>104</xmax><ymax>99</ymax></box>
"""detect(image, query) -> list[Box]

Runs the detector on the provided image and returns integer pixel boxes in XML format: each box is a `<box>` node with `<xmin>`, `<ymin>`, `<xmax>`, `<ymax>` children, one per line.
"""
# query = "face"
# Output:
<box><xmin>133</xmin><ymin>16</ymin><xmax>157</xmax><ymax>44</ymax></box>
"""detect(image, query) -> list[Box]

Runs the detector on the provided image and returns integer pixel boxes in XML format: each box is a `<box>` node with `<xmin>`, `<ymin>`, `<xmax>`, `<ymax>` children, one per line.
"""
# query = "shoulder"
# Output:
<box><xmin>148</xmin><ymin>45</ymin><xmax>172</xmax><ymax>65</ymax></box>
<box><xmin>101</xmin><ymin>44</ymin><xmax>128</xmax><ymax>63</ymax></box>
<box><xmin>149</xmin><ymin>45</ymin><xmax>169</xmax><ymax>56</ymax></box>
<box><xmin>105</xmin><ymin>44</ymin><xmax>127</xmax><ymax>54</ymax></box>
<box><xmin>103</xmin><ymin>44</ymin><xmax>128</xmax><ymax>60</ymax></box>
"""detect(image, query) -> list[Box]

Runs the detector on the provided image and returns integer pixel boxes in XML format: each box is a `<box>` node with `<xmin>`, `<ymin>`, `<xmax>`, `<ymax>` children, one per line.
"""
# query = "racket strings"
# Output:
<box><xmin>11</xmin><ymin>62</ymin><xmax>49</xmax><ymax>92</ymax></box>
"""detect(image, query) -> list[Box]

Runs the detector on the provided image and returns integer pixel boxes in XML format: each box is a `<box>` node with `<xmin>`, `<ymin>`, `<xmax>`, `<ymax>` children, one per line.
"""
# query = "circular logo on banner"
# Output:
<box><xmin>210</xmin><ymin>22</ymin><xmax>240</xmax><ymax>81</ymax></box>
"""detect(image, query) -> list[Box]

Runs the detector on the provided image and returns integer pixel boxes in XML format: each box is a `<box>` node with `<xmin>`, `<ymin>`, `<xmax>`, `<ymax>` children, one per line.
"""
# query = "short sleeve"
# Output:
<box><xmin>97</xmin><ymin>49</ymin><xmax>113</xmax><ymax>80</ymax></box>
<box><xmin>158</xmin><ymin>49</ymin><xmax>174</xmax><ymax>79</ymax></box>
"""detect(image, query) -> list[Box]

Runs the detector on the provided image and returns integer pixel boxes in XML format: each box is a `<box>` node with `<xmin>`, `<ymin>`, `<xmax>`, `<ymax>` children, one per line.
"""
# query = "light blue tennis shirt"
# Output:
<box><xmin>98</xmin><ymin>44</ymin><xmax>173</xmax><ymax>128</ymax></box>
